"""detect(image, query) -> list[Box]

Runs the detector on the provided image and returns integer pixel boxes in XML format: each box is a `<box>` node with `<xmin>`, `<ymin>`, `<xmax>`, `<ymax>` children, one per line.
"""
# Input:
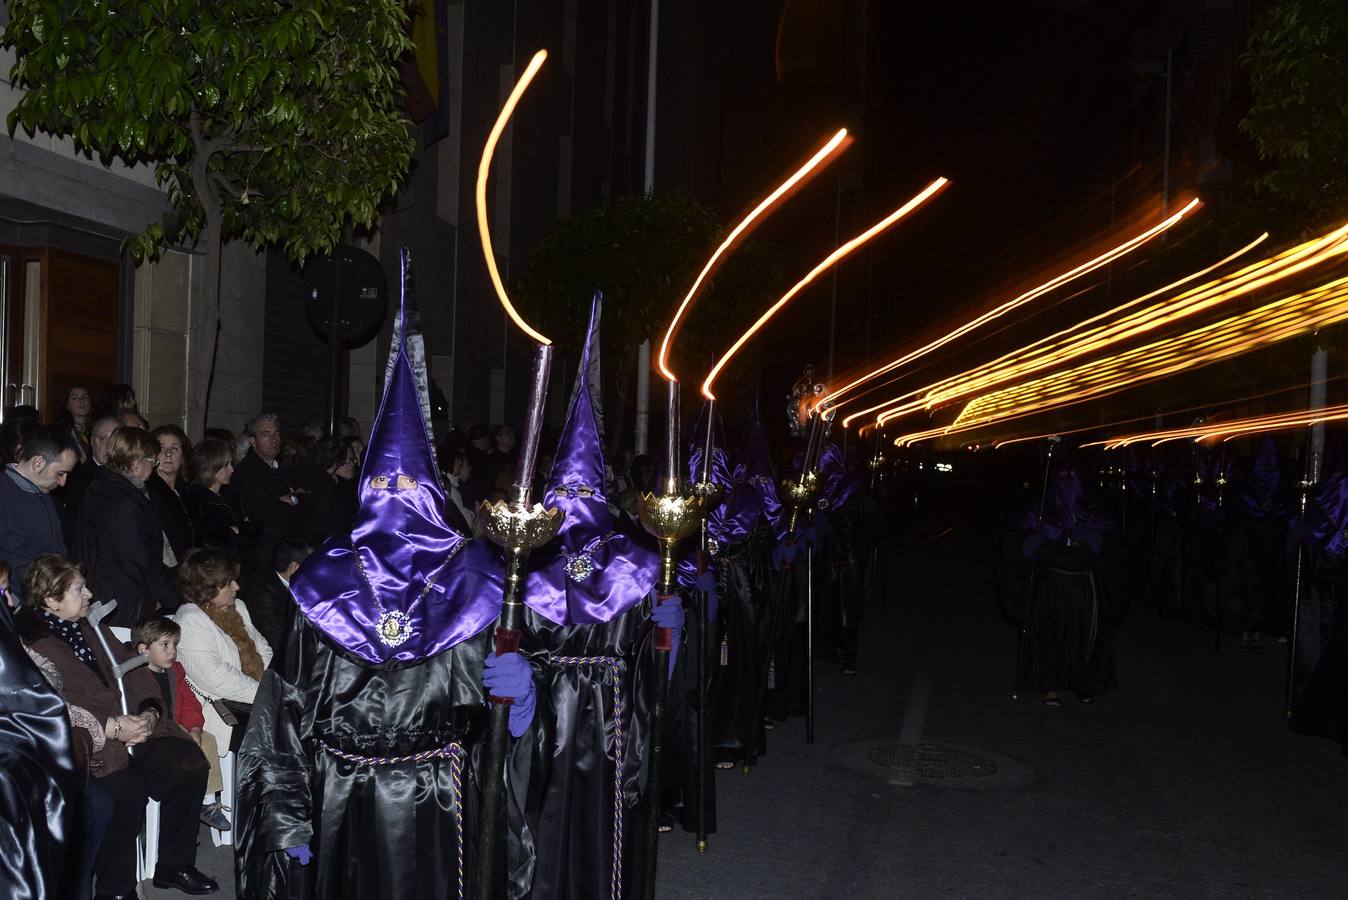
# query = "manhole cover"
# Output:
<box><xmin>865</xmin><ymin>742</ymin><xmax>999</xmax><ymax>779</ymax></box>
<box><xmin>834</xmin><ymin>739</ymin><xmax>1035</xmax><ymax>789</ymax></box>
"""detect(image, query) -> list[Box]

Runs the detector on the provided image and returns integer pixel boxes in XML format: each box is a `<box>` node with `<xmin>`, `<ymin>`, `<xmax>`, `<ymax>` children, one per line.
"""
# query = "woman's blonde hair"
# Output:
<box><xmin>105</xmin><ymin>426</ymin><xmax>159</xmax><ymax>476</ymax></box>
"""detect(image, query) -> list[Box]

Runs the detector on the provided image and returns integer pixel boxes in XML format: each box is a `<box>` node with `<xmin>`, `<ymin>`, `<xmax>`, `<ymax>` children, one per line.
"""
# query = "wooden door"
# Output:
<box><xmin>39</xmin><ymin>248</ymin><xmax>120</xmax><ymax>421</ymax></box>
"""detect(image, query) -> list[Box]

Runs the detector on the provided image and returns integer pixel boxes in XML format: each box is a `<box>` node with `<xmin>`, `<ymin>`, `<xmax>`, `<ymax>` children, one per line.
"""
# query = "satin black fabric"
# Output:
<box><xmin>708</xmin><ymin>542</ymin><xmax>768</xmax><ymax>763</ymax></box>
<box><xmin>1290</xmin><ymin>550</ymin><xmax>1348</xmax><ymax>754</ymax></box>
<box><xmin>0</xmin><ymin>607</ymin><xmax>80</xmax><ymax>900</ymax></box>
<box><xmin>525</xmin><ymin>301</ymin><xmax>657</xmax><ymax>626</ymax></box>
<box><xmin>1013</xmin><ymin>543</ymin><xmax>1117</xmax><ymax>695</ymax></box>
<box><xmin>518</xmin><ymin>604</ymin><xmax>654</xmax><ymax>899</ymax></box>
<box><xmin>235</xmin><ymin>615</ymin><xmax>491</xmax><ymax>900</ymax></box>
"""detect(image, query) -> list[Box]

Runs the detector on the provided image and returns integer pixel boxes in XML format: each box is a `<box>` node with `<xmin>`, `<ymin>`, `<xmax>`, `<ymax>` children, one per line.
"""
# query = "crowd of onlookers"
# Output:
<box><xmin>0</xmin><ymin>383</ymin><xmax>661</xmax><ymax>898</ymax></box>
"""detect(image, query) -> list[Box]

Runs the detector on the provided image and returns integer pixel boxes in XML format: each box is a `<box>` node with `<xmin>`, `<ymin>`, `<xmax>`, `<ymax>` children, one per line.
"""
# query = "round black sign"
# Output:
<box><xmin>304</xmin><ymin>246</ymin><xmax>388</xmax><ymax>350</ymax></box>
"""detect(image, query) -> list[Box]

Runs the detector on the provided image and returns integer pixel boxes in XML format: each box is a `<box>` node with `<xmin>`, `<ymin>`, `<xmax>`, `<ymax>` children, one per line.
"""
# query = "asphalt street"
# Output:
<box><xmin>657</xmin><ymin>514</ymin><xmax>1348</xmax><ymax>899</ymax></box>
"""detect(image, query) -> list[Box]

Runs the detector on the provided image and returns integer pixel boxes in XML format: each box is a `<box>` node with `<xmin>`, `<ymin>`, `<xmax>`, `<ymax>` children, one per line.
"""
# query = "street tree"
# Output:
<box><xmin>3</xmin><ymin>0</ymin><xmax>415</xmax><ymax>431</ymax></box>
<box><xmin>1240</xmin><ymin>0</ymin><xmax>1348</xmax><ymax>232</ymax></box>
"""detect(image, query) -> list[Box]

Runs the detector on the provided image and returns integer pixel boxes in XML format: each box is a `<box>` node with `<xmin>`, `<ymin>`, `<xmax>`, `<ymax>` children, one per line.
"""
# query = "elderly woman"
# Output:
<box><xmin>15</xmin><ymin>554</ymin><xmax>216</xmax><ymax>898</ymax></box>
<box><xmin>175</xmin><ymin>547</ymin><xmax>272</xmax><ymax>754</ymax></box>
<box><xmin>72</xmin><ymin>426</ymin><xmax>179</xmax><ymax>628</ymax></box>
<box><xmin>182</xmin><ymin>437</ymin><xmax>245</xmax><ymax>551</ymax></box>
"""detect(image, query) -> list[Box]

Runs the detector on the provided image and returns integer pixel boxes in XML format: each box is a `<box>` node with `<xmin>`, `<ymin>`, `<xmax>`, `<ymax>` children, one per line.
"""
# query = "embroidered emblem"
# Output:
<box><xmin>564</xmin><ymin>552</ymin><xmax>597</xmax><ymax>583</ymax></box>
<box><xmin>376</xmin><ymin>610</ymin><xmax>413</xmax><ymax>646</ymax></box>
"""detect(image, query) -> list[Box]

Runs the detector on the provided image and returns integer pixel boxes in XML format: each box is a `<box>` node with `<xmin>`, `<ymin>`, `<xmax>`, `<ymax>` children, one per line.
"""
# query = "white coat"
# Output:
<box><xmin>175</xmin><ymin>599</ymin><xmax>273</xmax><ymax>753</ymax></box>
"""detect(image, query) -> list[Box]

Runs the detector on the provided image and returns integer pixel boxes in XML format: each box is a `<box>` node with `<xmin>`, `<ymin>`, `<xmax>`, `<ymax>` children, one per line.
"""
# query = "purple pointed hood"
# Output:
<box><xmin>1240</xmin><ymin>436</ymin><xmax>1285</xmax><ymax>518</ymax></box>
<box><xmin>524</xmin><ymin>295</ymin><xmax>659</xmax><ymax>625</ymax></box>
<box><xmin>722</xmin><ymin>396</ymin><xmax>782</xmax><ymax>537</ymax></box>
<box><xmin>292</xmin><ymin>249</ymin><xmax>502</xmax><ymax>666</ymax></box>
<box><xmin>687</xmin><ymin>399</ymin><xmax>739</xmax><ymax>549</ymax></box>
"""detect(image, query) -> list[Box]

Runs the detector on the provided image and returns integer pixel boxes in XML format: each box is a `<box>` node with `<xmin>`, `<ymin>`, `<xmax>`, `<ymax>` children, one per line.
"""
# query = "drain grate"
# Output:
<box><xmin>865</xmin><ymin>742</ymin><xmax>999</xmax><ymax>779</ymax></box>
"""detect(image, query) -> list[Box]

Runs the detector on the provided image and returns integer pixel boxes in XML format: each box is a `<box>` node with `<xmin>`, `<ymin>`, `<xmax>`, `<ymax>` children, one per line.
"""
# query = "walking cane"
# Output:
<box><xmin>86</xmin><ymin>600</ymin><xmax>150</xmax><ymax>728</ymax></box>
<box><xmin>1013</xmin><ymin>437</ymin><xmax>1057</xmax><ymax>700</ymax></box>
<box><xmin>472</xmin><ymin>50</ymin><xmax>564</xmax><ymax>900</ymax></box>
<box><xmin>639</xmin><ymin>380</ymin><xmax>702</xmax><ymax>898</ymax></box>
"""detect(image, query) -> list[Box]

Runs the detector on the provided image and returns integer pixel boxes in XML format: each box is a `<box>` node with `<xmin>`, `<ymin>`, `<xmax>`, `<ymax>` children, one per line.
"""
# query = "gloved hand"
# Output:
<box><xmin>651</xmin><ymin>597</ymin><xmax>685</xmax><ymax>678</ymax></box>
<box><xmin>695</xmin><ymin>569</ymin><xmax>718</xmax><ymax>625</ymax></box>
<box><xmin>483</xmin><ymin>652</ymin><xmax>537</xmax><ymax>738</ymax></box>
<box><xmin>772</xmin><ymin>541</ymin><xmax>798</xmax><ymax>570</ymax></box>
<box><xmin>285</xmin><ymin>845</ymin><xmax>313</xmax><ymax>866</ymax></box>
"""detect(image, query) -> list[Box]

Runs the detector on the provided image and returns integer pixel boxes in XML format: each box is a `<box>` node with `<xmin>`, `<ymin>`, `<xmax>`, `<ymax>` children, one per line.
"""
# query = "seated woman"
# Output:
<box><xmin>174</xmin><ymin>547</ymin><xmax>272</xmax><ymax>755</ymax></box>
<box><xmin>15</xmin><ymin>554</ymin><xmax>216</xmax><ymax>898</ymax></box>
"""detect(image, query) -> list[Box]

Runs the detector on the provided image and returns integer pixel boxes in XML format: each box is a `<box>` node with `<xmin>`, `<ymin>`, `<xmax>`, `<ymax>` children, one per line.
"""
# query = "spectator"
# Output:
<box><xmin>464</xmin><ymin>424</ymin><xmax>496</xmax><ymax>505</ymax></box>
<box><xmin>99</xmin><ymin>384</ymin><xmax>137</xmax><ymax>418</ymax></box>
<box><xmin>174</xmin><ymin>548</ymin><xmax>272</xmax><ymax>755</ymax></box>
<box><xmin>0</xmin><ymin>426</ymin><xmax>76</xmax><ymax>598</ymax></box>
<box><xmin>132</xmin><ymin>616</ymin><xmax>231</xmax><ymax>832</ymax></box>
<box><xmin>182</xmin><ymin>438</ymin><xmax>244</xmax><ymax>551</ymax></box>
<box><xmin>227</xmin><ymin>414</ymin><xmax>304</xmax><ymax>574</ymax></box>
<box><xmin>280</xmin><ymin>433</ymin><xmax>315</xmax><ymax>474</ymax></box>
<box><xmin>296</xmin><ymin>437</ymin><xmax>357</xmax><ymax>546</ymax></box>
<box><xmin>335</xmin><ymin>416</ymin><xmax>362</xmax><ymax>440</ymax></box>
<box><xmin>297</xmin><ymin>421</ymin><xmax>324</xmax><ymax>441</ymax></box>
<box><xmin>0</xmin><ymin>415</ymin><xmax>38</xmax><ymax>466</ymax></box>
<box><xmin>439</xmin><ymin>445</ymin><xmax>475</xmax><ymax>534</ymax></box>
<box><xmin>15</xmin><ymin>554</ymin><xmax>216</xmax><ymax>897</ymax></box>
<box><xmin>119</xmin><ymin>410</ymin><xmax>149</xmax><ymax>431</ymax></box>
<box><xmin>242</xmin><ymin>538</ymin><xmax>312</xmax><ymax>651</ymax></box>
<box><xmin>148</xmin><ymin>425</ymin><xmax>196</xmax><ymax>566</ymax></box>
<box><xmin>72</xmin><ymin>427</ymin><xmax>178</xmax><ymax>627</ymax></box>
<box><xmin>202</xmin><ymin>427</ymin><xmax>234</xmax><ymax>445</ymax></box>
<box><xmin>57</xmin><ymin>386</ymin><xmax>93</xmax><ymax>462</ymax></box>
<box><xmin>0</xmin><ymin>560</ymin><xmax>11</xmax><ymax>611</ymax></box>
<box><xmin>63</xmin><ymin>415</ymin><xmax>122</xmax><ymax>517</ymax></box>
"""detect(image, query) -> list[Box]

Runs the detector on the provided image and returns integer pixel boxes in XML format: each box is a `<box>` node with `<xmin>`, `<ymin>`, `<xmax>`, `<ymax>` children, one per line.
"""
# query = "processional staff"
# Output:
<box><xmin>471</xmin><ymin>49</ymin><xmax>564</xmax><ymax>900</ymax></box>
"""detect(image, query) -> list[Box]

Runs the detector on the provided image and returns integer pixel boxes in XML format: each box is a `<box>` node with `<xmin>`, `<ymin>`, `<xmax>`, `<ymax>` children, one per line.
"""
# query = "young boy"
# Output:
<box><xmin>132</xmin><ymin>616</ymin><xmax>232</xmax><ymax>831</ymax></box>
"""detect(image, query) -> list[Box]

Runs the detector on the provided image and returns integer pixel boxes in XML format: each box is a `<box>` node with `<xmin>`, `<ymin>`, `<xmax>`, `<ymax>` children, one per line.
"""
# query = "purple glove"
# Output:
<box><xmin>483</xmin><ymin>652</ymin><xmax>537</xmax><ymax>738</ymax></box>
<box><xmin>285</xmin><ymin>845</ymin><xmax>313</xmax><ymax>866</ymax></box>
<box><xmin>651</xmin><ymin>597</ymin><xmax>685</xmax><ymax>678</ymax></box>
<box><xmin>772</xmin><ymin>542</ymin><xmax>798</xmax><ymax>570</ymax></box>
<box><xmin>695</xmin><ymin>570</ymin><xmax>718</xmax><ymax>625</ymax></box>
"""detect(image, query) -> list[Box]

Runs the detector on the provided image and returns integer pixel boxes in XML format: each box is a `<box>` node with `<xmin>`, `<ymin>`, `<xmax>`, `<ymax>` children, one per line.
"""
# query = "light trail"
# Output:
<box><xmin>657</xmin><ymin>128</ymin><xmax>851</xmax><ymax>381</ymax></box>
<box><xmin>477</xmin><ymin>49</ymin><xmax>550</xmax><ymax>345</ymax></box>
<box><xmin>820</xmin><ymin>197</ymin><xmax>1203</xmax><ymax>414</ymax></box>
<box><xmin>701</xmin><ymin>176</ymin><xmax>950</xmax><ymax>401</ymax></box>
<box><xmin>857</xmin><ymin>227</ymin><xmax>1343</xmax><ymax>429</ymax></box>
<box><xmin>1085</xmin><ymin>403</ymin><xmax>1348</xmax><ymax>449</ymax></box>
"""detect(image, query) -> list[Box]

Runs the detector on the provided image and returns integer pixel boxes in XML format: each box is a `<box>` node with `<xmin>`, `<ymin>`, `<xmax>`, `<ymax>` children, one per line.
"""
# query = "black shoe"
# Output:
<box><xmin>152</xmin><ymin>865</ymin><xmax>219</xmax><ymax>895</ymax></box>
<box><xmin>1077</xmin><ymin>691</ymin><xmax>1095</xmax><ymax>704</ymax></box>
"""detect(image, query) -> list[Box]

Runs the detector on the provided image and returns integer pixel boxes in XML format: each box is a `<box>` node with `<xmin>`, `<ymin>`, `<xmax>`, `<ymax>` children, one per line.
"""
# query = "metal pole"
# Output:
<box><xmin>694</xmin><ymin>402</ymin><xmax>716</xmax><ymax>853</ymax></box>
<box><xmin>827</xmin><ymin>175</ymin><xmax>842</xmax><ymax>382</ymax></box>
<box><xmin>806</xmin><ymin>542</ymin><xmax>815</xmax><ymax>744</ymax></box>
<box><xmin>1288</xmin><ymin>342</ymin><xmax>1328</xmax><ymax>714</ymax></box>
<box><xmin>326</xmin><ymin>255</ymin><xmax>344</xmax><ymax>436</ymax></box>
<box><xmin>1013</xmin><ymin>439</ymin><xmax>1057</xmax><ymax>700</ymax></box>
<box><xmin>474</xmin><ymin>344</ymin><xmax>555</xmax><ymax>900</ymax></box>
<box><xmin>634</xmin><ymin>0</ymin><xmax>659</xmax><ymax>456</ymax></box>
<box><xmin>1162</xmin><ymin>48</ymin><xmax>1173</xmax><ymax>217</ymax></box>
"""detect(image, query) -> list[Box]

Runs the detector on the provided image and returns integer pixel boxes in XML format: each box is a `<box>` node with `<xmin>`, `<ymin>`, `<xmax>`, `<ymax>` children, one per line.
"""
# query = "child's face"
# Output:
<box><xmin>139</xmin><ymin>635</ymin><xmax>179</xmax><ymax>671</ymax></box>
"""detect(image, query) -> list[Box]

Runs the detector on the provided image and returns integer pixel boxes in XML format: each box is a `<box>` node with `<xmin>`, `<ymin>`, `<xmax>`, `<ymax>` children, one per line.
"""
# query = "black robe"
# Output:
<box><xmin>1290</xmin><ymin>548</ymin><xmax>1348</xmax><ymax>755</ymax></box>
<box><xmin>517</xmin><ymin>603</ymin><xmax>655</xmax><ymax>899</ymax></box>
<box><xmin>708</xmin><ymin>535</ymin><xmax>769</xmax><ymax>765</ymax></box>
<box><xmin>235</xmin><ymin>616</ymin><xmax>491</xmax><ymax>900</ymax></box>
<box><xmin>0</xmin><ymin>607</ymin><xmax>80</xmax><ymax>900</ymax></box>
<box><xmin>1013</xmin><ymin>540</ymin><xmax>1118</xmax><ymax>695</ymax></box>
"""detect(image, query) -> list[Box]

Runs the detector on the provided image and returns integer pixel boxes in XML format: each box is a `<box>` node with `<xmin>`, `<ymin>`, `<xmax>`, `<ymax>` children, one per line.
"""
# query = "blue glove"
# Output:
<box><xmin>651</xmin><ymin>598</ymin><xmax>685</xmax><ymax>678</ymax></box>
<box><xmin>285</xmin><ymin>845</ymin><xmax>313</xmax><ymax>866</ymax></box>
<box><xmin>772</xmin><ymin>542</ymin><xmax>798</xmax><ymax>570</ymax></box>
<box><xmin>483</xmin><ymin>652</ymin><xmax>537</xmax><ymax>738</ymax></box>
<box><xmin>695</xmin><ymin>569</ymin><xmax>718</xmax><ymax>625</ymax></box>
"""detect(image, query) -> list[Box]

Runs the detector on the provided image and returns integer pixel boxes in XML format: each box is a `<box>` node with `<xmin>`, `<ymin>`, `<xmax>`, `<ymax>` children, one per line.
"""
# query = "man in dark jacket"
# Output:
<box><xmin>0</xmin><ymin>427</ymin><xmax>77</xmax><ymax>601</ymax></box>
<box><xmin>227</xmin><ymin>414</ymin><xmax>305</xmax><ymax>576</ymax></box>
<box><xmin>242</xmin><ymin>537</ymin><xmax>311</xmax><ymax>650</ymax></box>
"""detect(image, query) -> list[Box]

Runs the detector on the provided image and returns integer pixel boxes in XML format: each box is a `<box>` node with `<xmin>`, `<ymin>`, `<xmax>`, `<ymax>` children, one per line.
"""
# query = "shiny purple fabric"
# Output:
<box><xmin>816</xmin><ymin>441</ymin><xmax>862</xmax><ymax>513</ymax></box>
<box><xmin>1309</xmin><ymin>473</ymin><xmax>1348</xmax><ymax>558</ymax></box>
<box><xmin>292</xmin><ymin>250</ymin><xmax>502</xmax><ymax>666</ymax></box>
<box><xmin>524</xmin><ymin>296</ymin><xmax>658</xmax><ymax>625</ymax></box>
<box><xmin>1239</xmin><ymin>437</ymin><xmax>1285</xmax><ymax>519</ymax></box>
<box><xmin>722</xmin><ymin>398</ymin><xmax>782</xmax><ymax>539</ymax></box>
<box><xmin>687</xmin><ymin>400</ymin><xmax>738</xmax><ymax>548</ymax></box>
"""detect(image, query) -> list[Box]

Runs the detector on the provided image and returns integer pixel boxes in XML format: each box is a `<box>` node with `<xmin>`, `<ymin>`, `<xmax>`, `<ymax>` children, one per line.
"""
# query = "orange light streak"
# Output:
<box><xmin>1086</xmin><ymin>403</ymin><xmax>1348</xmax><ymax>450</ymax></box>
<box><xmin>701</xmin><ymin>176</ymin><xmax>950</xmax><ymax>401</ymax></box>
<box><xmin>821</xmin><ymin>198</ymin><xmax>1204</xmax><ymax>414</ymax></box>
<box><xmin>953</xmin><ymin>273</ymin><xmax>1348</xmax><ymax>430</ymax></box>
<box><xmin>477</xmin><ymin>50</ymin><xmax>550</xmax><ymax>345</ymax></box>
<box><xmin>657</xmin><ymin>128</ymin><xmax>851</xmax><ymax>382</ymax></box>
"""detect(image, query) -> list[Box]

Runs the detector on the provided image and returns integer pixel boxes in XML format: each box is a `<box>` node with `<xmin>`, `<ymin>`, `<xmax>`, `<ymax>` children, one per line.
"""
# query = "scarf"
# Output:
<box><xmin>198</xmin><ymin>601</ymin><xmax>265</xmax><ymax>681</ymax></box>
<box><xmin>40</xmin><ymin>610</ymin><xmax>99</xmax><ymax>674</ymax></box>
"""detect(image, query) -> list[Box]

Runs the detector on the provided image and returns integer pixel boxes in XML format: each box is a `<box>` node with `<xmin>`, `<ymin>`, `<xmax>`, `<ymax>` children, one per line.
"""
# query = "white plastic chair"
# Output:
<box><xmin>107</xmin><ymin>626</ymin><xmax>162</xmax><ymax>880</ymax></box>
